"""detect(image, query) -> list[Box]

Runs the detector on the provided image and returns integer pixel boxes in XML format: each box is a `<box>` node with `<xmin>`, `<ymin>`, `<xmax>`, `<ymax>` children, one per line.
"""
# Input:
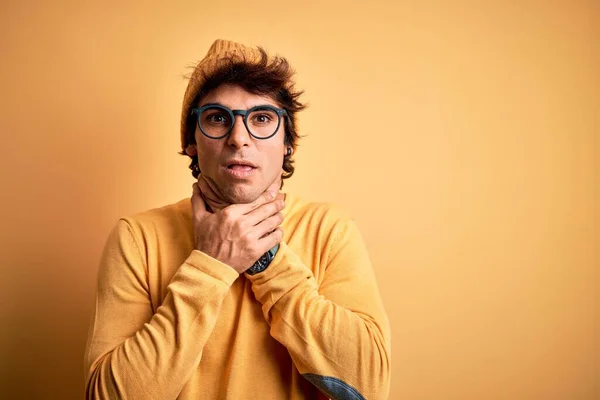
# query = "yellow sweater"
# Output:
<box><xmin>84</xmin><ymin>192</ymin><xmax>391</xmax><ymax>399</ymax></box>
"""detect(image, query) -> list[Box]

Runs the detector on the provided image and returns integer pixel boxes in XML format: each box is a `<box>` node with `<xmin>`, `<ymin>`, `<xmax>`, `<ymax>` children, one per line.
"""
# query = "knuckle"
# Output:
<box><xmin>271</xmin><ymin>216</ymin><xmax>281</xmax><ymax>230</ymax></box>
<box><xmin>235</xmin><ymin>222</ymin><xmax>247</xmax><ymax>237</ymax></box>
<box><xmin>256</xmin><ymin>193</ymin><xmax>270</xmax><ymax>207</ymax></box>
<box><xmin>241</xmin><ymin>231</ymin><xmax>253</xmax><ymax>245</ymax></box>
<box><xmin>271</xmin><ymin>202</ymin><xmax>279</xmax><ymax>214</ymax></box>
<box><xmin>236</xmin><ymin>219</ymin><xmax>247</xmax><ymax>232</ymax></box>
<box><xmin>222</xmin><ymin>208</ymin><xmax>234</xmax><ymax>219</ymax></box>
<box><xmin>274</xmin><ymin>227</ymin><xmax>283</xmax><ymax>241</ymax></box>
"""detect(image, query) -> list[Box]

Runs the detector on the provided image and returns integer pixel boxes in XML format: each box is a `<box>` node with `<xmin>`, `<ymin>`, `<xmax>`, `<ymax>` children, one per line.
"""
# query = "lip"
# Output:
<box><xmin>223</xmin><ymin>165</ymin><xmax>257</xmax><ymax>179</ymax></box>
<box><xmin>225</xmin><ymin>159</ymin><xmax>258</xmax><ymax>168</ymax></box>
<box><xmin>223</xmin><ymin>159</ymin><xmax>258</xmax><ymax>179</ymax></box>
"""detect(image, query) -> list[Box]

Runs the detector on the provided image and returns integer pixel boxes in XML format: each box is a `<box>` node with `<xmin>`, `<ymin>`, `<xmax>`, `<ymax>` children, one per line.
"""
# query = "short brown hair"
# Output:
<box><xmin>180</xmin><ymin>48</ymin><xmax>307</xmax><ymax>187</ymax></box>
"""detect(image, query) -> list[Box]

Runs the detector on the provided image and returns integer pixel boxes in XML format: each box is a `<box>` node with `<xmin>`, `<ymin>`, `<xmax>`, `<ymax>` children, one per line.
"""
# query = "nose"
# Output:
<box><xmin>226</xmin><ymin>115</ymin><xmax>251</xmax><ymax>149</ymax></box>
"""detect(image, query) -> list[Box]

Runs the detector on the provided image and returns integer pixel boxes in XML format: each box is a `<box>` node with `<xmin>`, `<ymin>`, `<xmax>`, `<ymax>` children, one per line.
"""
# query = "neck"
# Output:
<box><xmin>197</xmin><ymin>174</ymin><xmax>283</xmax><ymax>213</ymax></box>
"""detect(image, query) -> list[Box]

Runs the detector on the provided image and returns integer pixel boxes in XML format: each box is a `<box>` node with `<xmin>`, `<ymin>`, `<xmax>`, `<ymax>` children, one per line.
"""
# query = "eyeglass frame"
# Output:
<box><xmin>191</xmin><ymin>104</ymin><xmax>288</xmax><ymax>140</ymax></box>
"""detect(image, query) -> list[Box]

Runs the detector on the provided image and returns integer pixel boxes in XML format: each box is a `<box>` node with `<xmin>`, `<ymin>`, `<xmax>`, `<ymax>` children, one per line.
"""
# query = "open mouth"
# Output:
<box><xmin>225</xmin><ymin>160</ymin><xmax>258</xmax><ymax>178</ymax></box>
<box><xmin>226</xmin><ymin>159</ymin><xmax>257</xmax><ymax>170</ymax></box>
<box><xmin>228</xmin><ymin>164</ymin><xmax>255</xmax><ymax>172</ymax></box>
<box><xmin>227</xmin><ymin>164</ymin><xmax>254</xmax><ymax>172</ymax></box>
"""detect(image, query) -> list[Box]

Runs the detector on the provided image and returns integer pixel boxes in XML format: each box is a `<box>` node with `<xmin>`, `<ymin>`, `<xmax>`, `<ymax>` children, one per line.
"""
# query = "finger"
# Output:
<box><xmin>244</xmin><ymin>195</ymin><xmax>285</xmax><ymax>226</ymax></box>
<box><xmin>251</xmin><ymin>212</ymin><xmax>284</xmax><ymax>240</ymax></box>
<box><xmin>236</xmin><ymin>189</ymin><xmax>278</xmax><ymax>215</ymax></box>
<box><xmin>257</xmin><ymin>227</ymin><xmax>284</xmax><ymax>253</ymax></box>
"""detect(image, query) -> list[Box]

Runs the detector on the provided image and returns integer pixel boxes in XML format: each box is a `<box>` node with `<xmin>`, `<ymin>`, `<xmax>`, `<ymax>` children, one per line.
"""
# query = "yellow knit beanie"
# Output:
<box><xmin>180</xmin><ymin>39</ymin><xmax>277</xmax><ymax>151</ymax></box>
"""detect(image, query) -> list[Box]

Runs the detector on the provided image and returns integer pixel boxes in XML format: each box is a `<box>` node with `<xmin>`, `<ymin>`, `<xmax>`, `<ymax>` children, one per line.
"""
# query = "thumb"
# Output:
<box><xmin>191</xmin><ymin>182</ymin><xmax>210</xmax><ymax>218</ymax></box>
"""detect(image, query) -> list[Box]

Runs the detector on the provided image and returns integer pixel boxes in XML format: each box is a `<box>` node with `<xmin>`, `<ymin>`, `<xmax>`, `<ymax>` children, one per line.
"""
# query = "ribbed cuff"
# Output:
<box><xmin>246</xmin><ymin>242</ymin><xmax>316</xmax><ymax>308</ymax></box>
<box><xmin>184</xmin><ymin>250</ymin><xmax>240</xmax><ymax>286</ymax></box>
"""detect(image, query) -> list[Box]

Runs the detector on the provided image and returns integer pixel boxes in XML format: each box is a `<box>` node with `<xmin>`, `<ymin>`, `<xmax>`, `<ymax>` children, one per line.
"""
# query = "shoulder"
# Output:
<box><xmin>284</xmin><ymin>193</ymin><xmax>355</xmax><ymax>240</ymax></box>
<box><xmin>287</xmin><ymin>191</ymin><xmax>352</xmax><ymax>219</ymax></box>
<box><xmin>116</xmin><ymin>198</ymin><xmax>192</xmax><ymax>242</ymax></box>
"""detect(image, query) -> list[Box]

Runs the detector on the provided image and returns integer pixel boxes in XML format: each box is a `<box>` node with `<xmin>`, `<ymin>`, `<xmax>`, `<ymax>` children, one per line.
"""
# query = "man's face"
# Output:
<box><xmin>190</xmin><ymin>83</ymin><xmax>287</xmax><ymax>204</ymax></box>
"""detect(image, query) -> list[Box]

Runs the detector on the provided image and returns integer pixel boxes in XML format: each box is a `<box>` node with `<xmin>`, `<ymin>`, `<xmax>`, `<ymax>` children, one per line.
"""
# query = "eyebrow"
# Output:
<box><xmin>199</xmin><ymin>102</ymin><xmax>279</xmax><ymax>110</ymax></box>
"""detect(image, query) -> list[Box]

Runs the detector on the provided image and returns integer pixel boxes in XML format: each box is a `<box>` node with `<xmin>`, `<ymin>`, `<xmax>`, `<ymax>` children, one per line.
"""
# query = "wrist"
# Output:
<box><xmin>246</xmin><ymin>244</ymin><xmax>280</xmax><ymax>276</ymax></box>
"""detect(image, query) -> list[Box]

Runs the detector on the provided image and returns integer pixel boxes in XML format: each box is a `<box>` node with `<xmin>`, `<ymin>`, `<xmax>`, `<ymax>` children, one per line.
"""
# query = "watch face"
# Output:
<box><xmin>256</xmin><ymin>254</ymin><xmax>269</xmax><ymax>269</ymax></box>
<box><xmin>248</xmin><ymin>244</ymin><xmax>280</xmax><ymax>275</ymax></box>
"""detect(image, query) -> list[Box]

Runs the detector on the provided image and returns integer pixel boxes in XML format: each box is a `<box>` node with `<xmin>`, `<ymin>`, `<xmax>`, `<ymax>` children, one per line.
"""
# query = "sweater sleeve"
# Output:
<box><xmin>246</xmin><ymin>219</ymin><xmax>391</xmax><ymax>400</ymax></box>
<box><xmin>84</xmin><ymin>219</ymin><xmax>239</xmax><ymax>400</ymax></box>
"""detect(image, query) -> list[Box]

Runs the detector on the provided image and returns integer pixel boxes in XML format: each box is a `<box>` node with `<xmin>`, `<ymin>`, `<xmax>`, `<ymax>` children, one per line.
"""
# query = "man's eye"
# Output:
<box><xmin>207</xmin><ymin>114</ymin><xmax>228</xmax><ymax>124</ymax></box>
<box><xmin>251</xmin><ymin>113</ymin><xmax>274</xmax><ymax>124</ymax></box>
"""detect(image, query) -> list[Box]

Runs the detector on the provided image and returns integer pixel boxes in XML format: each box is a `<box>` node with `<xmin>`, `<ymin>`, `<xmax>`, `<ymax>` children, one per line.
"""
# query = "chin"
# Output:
<box><xmin>221</xmin><ymin>184</ymin><xmax>263</xmax><ymax>205</ymax></box>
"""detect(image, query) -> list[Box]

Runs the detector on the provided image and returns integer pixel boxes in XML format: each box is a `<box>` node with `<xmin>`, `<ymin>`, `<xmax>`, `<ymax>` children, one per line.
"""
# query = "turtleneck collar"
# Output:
<box><xmin>196</xmin><ymin>173</ymin><xmax>285</xmax><ymax>213</ymax></box>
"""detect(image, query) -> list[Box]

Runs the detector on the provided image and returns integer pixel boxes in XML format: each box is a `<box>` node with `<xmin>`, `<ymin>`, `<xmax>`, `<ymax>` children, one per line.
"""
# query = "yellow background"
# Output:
<box><xmin>1</xmin><ymin>1</ymin><xmax>598</xmax><ymax>399</ymax></box>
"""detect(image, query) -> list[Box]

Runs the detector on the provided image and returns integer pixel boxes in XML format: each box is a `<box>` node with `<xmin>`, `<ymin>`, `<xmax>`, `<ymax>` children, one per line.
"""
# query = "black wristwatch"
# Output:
<box><xmin>246</xmin><ymin>244</ymin><xmax>280</xmax><ymax>275</ymax></box>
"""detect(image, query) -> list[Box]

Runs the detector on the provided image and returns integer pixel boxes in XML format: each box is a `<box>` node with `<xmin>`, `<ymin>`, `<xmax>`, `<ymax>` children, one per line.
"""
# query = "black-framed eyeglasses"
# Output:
<box><xmin>191</xmin><ymin>104</ymin><xmax>287</xmax><ymax>140</ymax></box>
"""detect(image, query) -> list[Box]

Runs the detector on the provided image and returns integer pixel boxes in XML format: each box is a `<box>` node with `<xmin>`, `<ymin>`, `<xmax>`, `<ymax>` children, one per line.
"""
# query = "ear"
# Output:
<box><xmin>185</xmin><ymin>144</ymin><xmax>198</xmax><ymax>156</ymax></box>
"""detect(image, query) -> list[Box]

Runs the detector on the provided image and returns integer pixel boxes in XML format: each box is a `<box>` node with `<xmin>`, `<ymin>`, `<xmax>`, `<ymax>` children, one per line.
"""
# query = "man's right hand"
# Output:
<box><xmin>191</xmin><ymin>182</ymin><xmax>285</xmax><ymax>274</ymax></box>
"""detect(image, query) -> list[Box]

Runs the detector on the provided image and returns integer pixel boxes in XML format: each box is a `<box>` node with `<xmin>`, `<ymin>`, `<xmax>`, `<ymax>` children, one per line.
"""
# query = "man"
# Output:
<box><xmin>84</xmin><ymin>39</ymin><xmax>391</xmax><ymax>400</ymax></box>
